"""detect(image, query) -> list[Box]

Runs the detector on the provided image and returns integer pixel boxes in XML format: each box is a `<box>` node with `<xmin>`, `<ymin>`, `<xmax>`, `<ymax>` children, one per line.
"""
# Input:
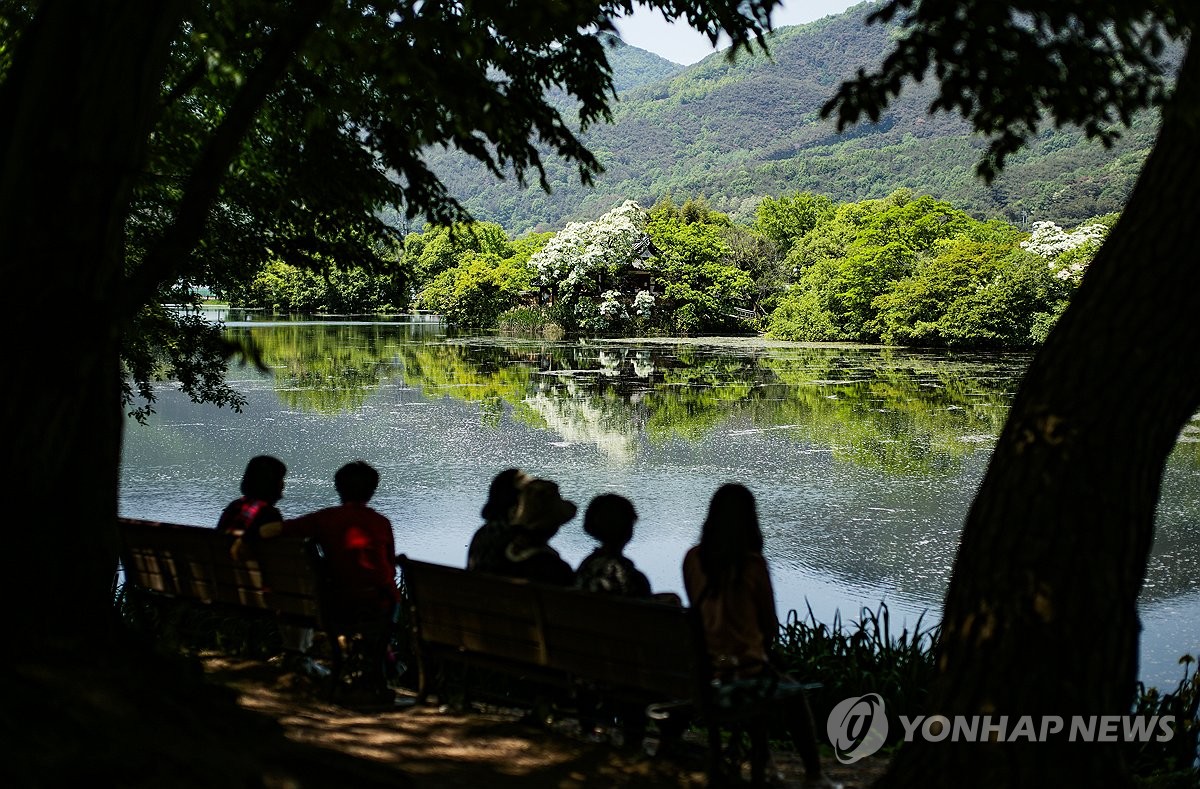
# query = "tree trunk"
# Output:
<box><xmin>880</xmin><ymin>41</ymin><xmax>1200</xmax><ymax>788</ymax></box>
<box><xmin>0</xmin><ymin>1</ymin><xmax>182</xmax><ymax>656</ymax></box>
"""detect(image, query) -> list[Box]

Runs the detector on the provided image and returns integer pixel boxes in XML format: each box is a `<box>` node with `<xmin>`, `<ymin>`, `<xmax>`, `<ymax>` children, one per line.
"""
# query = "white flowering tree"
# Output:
<box><xmin>1020</xmin><ymin>219</ymin><xmax>1111</xmax><ymax>285</ymax></box>
<box><xmin>529</xmin><ymin>199</ymin><xmax>653</xmax><ymax>330</ymax></box>
<box><xmin>1021</xmin><ymin>218</ymin><xmax>1115</xmax><ymax>342</ymax></box>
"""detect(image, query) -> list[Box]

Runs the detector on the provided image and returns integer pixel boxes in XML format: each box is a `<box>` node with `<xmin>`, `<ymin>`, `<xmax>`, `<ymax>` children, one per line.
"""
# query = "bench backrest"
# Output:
<box><xmin>117</xmin><ymin>517</ymin><xmax>327</xmax><ymax>628</ymax></box>
<box><xmin>397</xmin><ymin>555</ymin><xmax>704</xmax><ymax>702</ymax></box>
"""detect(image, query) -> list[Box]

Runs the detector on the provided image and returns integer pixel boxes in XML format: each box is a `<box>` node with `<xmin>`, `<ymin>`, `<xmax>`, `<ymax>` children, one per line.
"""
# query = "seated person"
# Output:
<box><xmin>574</xmin><ymin>493</ymin><xmax>683</xmax><ymax>748</ymax></box>
<box><xmin>573</xmin><ymin>493</ymin><xmax>655</xmax><ymax>743</ymax></box>
<box><xmin>466</xmin><ymin>468</ymin><xmax>530</xmax><ymax>573</ymax></box>
<box><xmin>218</xmin><ymin>455</ymin><xmax>322</xmax><ymax>673</ymax></box>
<box><xmin>216</xmin><ymin>454</ymin><xmax>286</xmax><ymax>538</ymax></box>
<box><xmin>492</xmin><ymin>479</ymin><xmax>577</xmax><ymax>586</ymax></box>
<box><xmin>683</xmin><ymin>483</ymin><xmax>835</xmax><ymax>788</ymax></box>
<box><xmin>575</xmin><ymin>493</ymin><xmax>651</xmax><ymax>597</ymax></box>
<box><xmin>263</xmin><ymin>461</ymin><xmax>399</xmax><ymax>698</ymax></box>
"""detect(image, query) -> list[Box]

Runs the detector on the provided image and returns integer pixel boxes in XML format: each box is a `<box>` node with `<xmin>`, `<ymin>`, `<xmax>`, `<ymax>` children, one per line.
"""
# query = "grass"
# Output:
<box><xmin>1130</xmin><ymin>657</ymin><xmax>1199</xmax><ymax>787</ymax></box>
<box><xmin>772</xmin><ymin>601</ymin><xmax>938</xmax><ymax>746</ymax></box>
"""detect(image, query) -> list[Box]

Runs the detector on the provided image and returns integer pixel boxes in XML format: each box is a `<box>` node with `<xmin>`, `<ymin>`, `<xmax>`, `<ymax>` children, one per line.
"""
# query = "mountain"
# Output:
<box><xmin>419</xmin><ymin>3</ymin><xmax>1166</xmax><ymax>234</ymax></box>
<box><xmin>602</xmin><ymin>35</ymin><xmax>687</xmax><ymax>92</ymax></box>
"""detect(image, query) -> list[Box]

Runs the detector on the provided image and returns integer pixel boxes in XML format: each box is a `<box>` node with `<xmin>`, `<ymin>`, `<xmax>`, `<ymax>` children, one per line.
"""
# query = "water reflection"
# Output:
<box><xmin>119</xmin><ymin>321</ymin><xmax>1200</xmax><ymax>689</ymax></box>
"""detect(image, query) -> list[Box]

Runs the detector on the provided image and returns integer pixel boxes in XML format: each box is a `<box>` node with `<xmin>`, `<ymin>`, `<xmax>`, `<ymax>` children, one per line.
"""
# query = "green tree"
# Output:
<box><xmin>765</xmin><ymin>276</ymin><xmax>841</xmax><ymax>341</ymax></box>
<box><xmin>768</xmin><ymin>190</ymin><xmax>979</xmax><ymax>341</ymax></box>
<box><xmin>722</xmin><ymin>221</ymin><xmax>788</xmax><ymax>318</ymax></box>
<box><xmin>646</xmin><ymin>197</ymin><xmax>756</xmax><ymax>333</ymax></box>
<box><xmin>416</xmin><ymin>251</ymin><xmax>535</xmax><ymax>328</ymax></box>
<box><xmin>235</xmin><ymin>259</ymin><xmax>408</xmax><ymax>314</ymax></box>
<box><xmin>870</xmin><ymin>222</ymin><xmax>1054</xmax><ymax>348</ymax></box>
<box><xmin>406</xmin><ymin>221</ymin><xmax>515</xmax><ymax>287</ymax></box>
<box><xmin>825</xmin><ymin>2</ymin><xmax>1200</xmax><ymax>786</ymax></box>
<box><xmin>753</xmin><ymin>191</ymin><xmax>836</xmax><ymax>252</ymax></box>
<box><xmin>0</xmin><ymin>2</ymin><xmax>780</xmax><ymax>780</ymax></box>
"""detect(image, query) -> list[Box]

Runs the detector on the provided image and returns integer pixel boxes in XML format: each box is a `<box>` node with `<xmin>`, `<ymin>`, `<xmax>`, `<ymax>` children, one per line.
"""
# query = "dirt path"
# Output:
<box><xmin>203</xmin><ymin>654</ymin><xmax>890</xmax><ymax>788</ymax></box>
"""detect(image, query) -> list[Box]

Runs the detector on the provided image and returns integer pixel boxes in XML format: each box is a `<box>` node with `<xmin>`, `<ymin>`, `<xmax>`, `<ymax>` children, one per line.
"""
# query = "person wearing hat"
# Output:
<box><xmin>574</xmin><ymin>493</ymin><xmax>652</xmax><ymax>597</ymax></box>
<box><xmin>494</xmin><ymin>478</ymin><xmax>577</xmax><ymax>586</ymax></box>
<box><xmin>466</xmin><ymin>468</ymin><xmax>531</xmax><ymax>573</ymax></box>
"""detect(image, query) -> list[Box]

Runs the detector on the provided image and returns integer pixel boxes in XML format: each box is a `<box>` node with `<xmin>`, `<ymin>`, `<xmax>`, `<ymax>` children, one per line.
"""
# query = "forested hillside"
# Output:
<box><xmin>420</xmin><ymin>2</ymin><xmax>1167</xmax><ymax>234</ymax></box>
<box><xmin>603</xmin><ymin>35</ymin><xmax>686</xmax><ymax>92</ymax></box>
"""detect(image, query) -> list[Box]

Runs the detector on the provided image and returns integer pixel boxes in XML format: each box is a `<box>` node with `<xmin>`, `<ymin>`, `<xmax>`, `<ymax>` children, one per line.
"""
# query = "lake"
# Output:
<box><xmin>118</xmin><ymin>312</ymin><xmax>1200</xmax><ymax>690</ymax></box>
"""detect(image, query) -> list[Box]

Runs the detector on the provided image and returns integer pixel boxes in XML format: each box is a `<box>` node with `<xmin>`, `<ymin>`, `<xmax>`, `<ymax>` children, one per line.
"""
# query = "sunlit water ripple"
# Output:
<box><xmin>119</xmin><ymin>323</ymin><xmax>1199</xmax><ymax>690</ymax></box>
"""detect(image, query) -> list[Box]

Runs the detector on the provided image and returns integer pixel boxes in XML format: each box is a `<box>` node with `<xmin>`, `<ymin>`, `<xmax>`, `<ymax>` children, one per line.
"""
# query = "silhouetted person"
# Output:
<box><xmin>493</xmin><ymin>479</ymin><xmax>577</xmax><ymax>586</ymax></box>
<box><xmin>683</xmin><ymin>483</ymin><xmax>836</xmax><ymax>789</ymax></box>
<box><xmin>573</xmin><ymin>493</ymin><xmax>662</xmax><ymax>747</ymax></box>
<box><xmin>467</xmin><ymin>468</ymin><xmax>530</xmax><ymax>573</ymax></box>
<box><xmin>263</xmin><ymin>461</ymin><xmax>399</xmax><ymax>700</ymax></box>
<box><xmin>575</xmin><ymin>493</ymin><xmax>652</xmax><ymax>597</ymax></box>
<box><xmin>216</xmin><ymin>455</ymin><xmax>286</xmax><ymax>538</ymax></box>
<box><xmin>217</xmin><ymin>455</ymin><xmax>320</xmax><ymax>674</ymax></box>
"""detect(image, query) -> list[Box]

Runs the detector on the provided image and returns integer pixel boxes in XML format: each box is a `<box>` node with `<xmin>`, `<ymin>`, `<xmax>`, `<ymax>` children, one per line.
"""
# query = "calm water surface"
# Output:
<box><xmin>118</xmin><ymin>314</ymin><xmax>1200</xmax><ymax>690</ymax></box>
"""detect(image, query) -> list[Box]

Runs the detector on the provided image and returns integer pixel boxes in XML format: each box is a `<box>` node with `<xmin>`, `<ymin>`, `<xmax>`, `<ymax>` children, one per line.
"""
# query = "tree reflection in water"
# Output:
<box><xmin>120</xmin><ymin>319</ymin><xmax>1200</xmax><ymax>690</ymax></box>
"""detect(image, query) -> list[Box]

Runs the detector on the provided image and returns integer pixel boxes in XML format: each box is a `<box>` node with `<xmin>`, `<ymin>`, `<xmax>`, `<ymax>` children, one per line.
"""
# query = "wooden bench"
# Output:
<box><xmin>396</xmin><ymin>554</ymin><xmax>819</xmax><ymax>785</ymax></box>
<box><xmin>116</xmin><ymin>517</ymin><xmax>390</xmax><ymax>698</ymax></box>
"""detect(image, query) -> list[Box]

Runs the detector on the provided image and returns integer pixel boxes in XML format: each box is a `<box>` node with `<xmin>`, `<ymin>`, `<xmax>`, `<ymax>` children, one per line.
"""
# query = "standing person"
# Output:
<box><xmin>493</xmin><ymin>478</ymin><xmax>577</xmax><ymax>586</ymax></box>
<box><xmin>263</xmin><ymin>461</ymin><xmax>400</xmax><ymax>701</ymax></box>
<box><xmin>683</xmin><ymin>483</ymin><xmax>838</xmax><ymax>789</ymax></box>
<box><xmin>215</xmin><ymin>455</ymin><xmax>319</xmax><ymax>674</ymax></box>
<box><xmin>466</xmin><ymin>468</ymin><xmax>530</xmax><ymax>573</ymax></box>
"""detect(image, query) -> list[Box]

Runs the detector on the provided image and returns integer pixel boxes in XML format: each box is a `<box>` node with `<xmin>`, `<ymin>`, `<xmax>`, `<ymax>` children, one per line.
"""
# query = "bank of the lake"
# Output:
<box><xmin>118</xmin><ymin>317</ymin><xmax>1200</xmax><ymax>691</ymax></box>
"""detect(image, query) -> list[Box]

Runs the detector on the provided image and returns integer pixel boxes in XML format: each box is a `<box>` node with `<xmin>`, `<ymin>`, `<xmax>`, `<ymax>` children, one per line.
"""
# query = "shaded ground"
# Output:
<box><xmin>4</xmin><ymin>644</ymin><xmax>889</xmax><ymax>788</ymax></box>
<box><xmin>204</xmin><ymin>653</ymin><xmax>890</xmax><ymax>788</ymax></box>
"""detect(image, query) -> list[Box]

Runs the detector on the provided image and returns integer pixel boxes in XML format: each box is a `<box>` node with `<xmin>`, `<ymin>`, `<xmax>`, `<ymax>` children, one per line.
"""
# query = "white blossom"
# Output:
<box><xmin>1020</xmin><ymin>220</ymin><xmax>1108</xmax><ymax>257</ymax></box>
<box><xmin>1020</xmin><ymin>219</ymin><xmax>1109</xmax><ymax>286</ymax></box>
<box><xmin>598</xmin><ymin>289</ymin><xmax>627</xmax><ymax>319</ymax></box>
<box><xmin>632</xmin><ymin>289</ymin><xmax>655</xmax><ymax>317</ymax></box>
<box><xmin>530</xmin><ymin>200</ymin><xmax>649</xmax><ymax>303</ymax></box>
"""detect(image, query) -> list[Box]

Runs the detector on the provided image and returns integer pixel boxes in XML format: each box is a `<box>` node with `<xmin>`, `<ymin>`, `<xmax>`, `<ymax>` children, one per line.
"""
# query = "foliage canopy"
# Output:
<box><xmin>0</xmin><ymin>0</ymin><xmax>781</xmax><ymax>418</ymax></box>
<box><xmin>824</xmin><ymin>0</ymin><xmax>1192</xmax><ymax>179</ymax></box>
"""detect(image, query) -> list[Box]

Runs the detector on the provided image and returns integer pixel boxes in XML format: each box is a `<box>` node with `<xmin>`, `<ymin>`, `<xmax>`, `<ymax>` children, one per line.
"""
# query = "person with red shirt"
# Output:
<box><xmin>262</xmin><ymin>460</ymin><xmax>399</xmax><ymax>699</ymax></box>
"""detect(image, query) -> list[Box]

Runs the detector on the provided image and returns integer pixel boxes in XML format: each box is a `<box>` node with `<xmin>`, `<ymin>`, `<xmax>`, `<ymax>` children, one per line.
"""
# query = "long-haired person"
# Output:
<box><xmin>683</xmin><ymin>483</ymin><xmax>837</xmax><ymax>788</ymax></box>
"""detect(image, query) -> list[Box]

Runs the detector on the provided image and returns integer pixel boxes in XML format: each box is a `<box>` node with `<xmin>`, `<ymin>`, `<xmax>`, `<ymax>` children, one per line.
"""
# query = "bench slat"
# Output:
<box><xmin>117</xmin><ymin>517</ymin><xmax>327</xmax><ymax>626</ymax></box>
<box><xmin>396</xmin><ymin>556</ymin><xmax>708</xmax><ymax>705</ymax></box>
<box><xmin>540</xmin><ymin>592</ymin><xmax>699</xmax><ymax>699</ymax></box>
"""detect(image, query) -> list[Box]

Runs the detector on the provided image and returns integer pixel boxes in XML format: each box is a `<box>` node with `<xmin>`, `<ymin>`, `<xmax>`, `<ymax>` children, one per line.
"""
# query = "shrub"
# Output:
<box><xmin>497</xmin><ymin>306</ymin><xmax>563</xmax><ymax>337</ymax></box>
<box><xmin>773</xmin><ymin>602</ymin><xmax>938</xmax><ymax>747</ymax></box>
<box><xmin>1129</xmin><ymin>657</ymin><xmax>1199</xmax><ymax>787</ymax></box>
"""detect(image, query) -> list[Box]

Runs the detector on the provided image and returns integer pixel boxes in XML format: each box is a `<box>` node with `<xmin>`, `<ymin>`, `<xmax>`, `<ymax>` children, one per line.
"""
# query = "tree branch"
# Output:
<box><xmin>124</xmin><ymin>0</ymin><xmax>332</xmax><ymax>310</ymax></box>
